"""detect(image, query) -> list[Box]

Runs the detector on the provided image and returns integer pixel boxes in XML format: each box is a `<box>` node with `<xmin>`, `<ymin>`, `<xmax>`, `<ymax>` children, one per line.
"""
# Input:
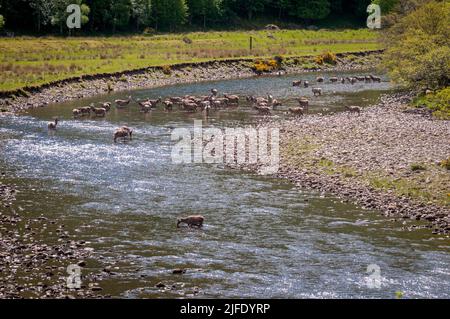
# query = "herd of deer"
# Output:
<box><xmin>48</xmin><ymin>74</ymin><xmax>383</xmax><ymax>138</ymax></box>
<box><xmin>286</xmin><ymin>74</ymin><xmax>382</xmax><ymax>116</ymax></box>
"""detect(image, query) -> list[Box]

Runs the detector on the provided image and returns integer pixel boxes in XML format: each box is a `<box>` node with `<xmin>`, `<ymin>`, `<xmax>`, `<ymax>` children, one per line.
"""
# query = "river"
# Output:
<box><xmin>1</xmin><ymin>71</ymin><xmax>449</xmax><ymax>298</ymax></box>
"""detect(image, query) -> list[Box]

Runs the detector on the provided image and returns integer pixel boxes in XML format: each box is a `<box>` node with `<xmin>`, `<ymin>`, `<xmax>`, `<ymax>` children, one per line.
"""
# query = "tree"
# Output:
<box><xmin>266</xmin><ymin>0</ymin><xmax>290</xmax><ymax>19</ymax></box>
<box><xmin>50</xmin><ymin>0</ymin><xmax>90</xmax><ymax>34</ymax></box>
<box><xmin>152</xmin><ymin>0</ymin><xmax>187</xmax><ymax>31</ymax></box>
<box><xmin>222</xmin><ymin>0</ymin><xmax>267</xmax><ymax>20</ymax></box>
<box><xmin>187</xmin><ymin>0</ymin><xmax>221</xmax><ymax>28</ymax></box>
<box><xmin>111</xmin><ymin>0</ymin><xmax>132</xmax><ymax>33</ymax></box>
<box><xmin>373</xmin><ymin>0</ymin><xmax>399</xmax><ymax>14</ymax></box>
<box><xmin>29</xmin><ymin>0</ymin><xmax>54</xmax><ymax>32</ymax></box>
<box><xmin>50</xmin><ymin>0</ymin><xmax>69</xmax><ymax>34</ymax></box>
<box><xmin>382</xmin><ymin>1</ymin><xmax>450</xmax><ymax>89</ymax></box>
<box><xmin>131</xmin><ymin>0</ymin><xmax>152</xmax><ymax>31</ymax></box>
<box><xmin>0</xmin><ymin>14</ymin><xmax>4</xmax><ymax>31</ymax></box>
<box><xmin>378</xmin><ymin>0</ymin><xmax>433</xmax><ymax>28</ymax></box>
<box><xmin>287</xmin><ymin>0</ymin><xmax>331</xmax><ymax>20</ymax></box>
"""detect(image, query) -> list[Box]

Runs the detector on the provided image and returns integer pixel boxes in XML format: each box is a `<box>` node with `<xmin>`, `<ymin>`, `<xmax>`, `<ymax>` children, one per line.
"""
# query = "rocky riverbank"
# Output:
<box><xmin>0</xmin><ymin>176</ymin><xmax>107</xmax><ymax>298</ymax></box>
<box><xmin>0</xmin><ymin>50</ymin><xmax>382</xmax><ymax>114</ymax></box>
<box><xmin>239</xmin><ymin>92</ymin><xmax>450</xmax><ymax>235</ymax></box>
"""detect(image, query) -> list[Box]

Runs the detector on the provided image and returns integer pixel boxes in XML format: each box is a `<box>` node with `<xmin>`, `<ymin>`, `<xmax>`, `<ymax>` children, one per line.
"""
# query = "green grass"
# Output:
<box><xmin>0</xmin><ymin>29</ymin><xmax>380</xmax><ymax>92</ymax></box>
<box><xmin>413</xmin><ymin>87</ymin><xmax>450</xmax><ymax>120</ymax></box>
<box><xmin>282</xmin><ymin>137</ymin><xmax>449</xmax><ymax>207</ymax></box>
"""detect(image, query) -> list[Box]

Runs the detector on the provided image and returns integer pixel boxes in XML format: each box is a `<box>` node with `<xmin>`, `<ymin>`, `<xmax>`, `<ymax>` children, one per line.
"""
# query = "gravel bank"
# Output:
<box><xmin>239</xmin><ymin>92</ymin><xmax>450</xmax><ymax>235</ymax></box>
<box><xmin>0</xmin><ymin>176</ymin><xmax>107</xmax><ymax>298</ymax></box>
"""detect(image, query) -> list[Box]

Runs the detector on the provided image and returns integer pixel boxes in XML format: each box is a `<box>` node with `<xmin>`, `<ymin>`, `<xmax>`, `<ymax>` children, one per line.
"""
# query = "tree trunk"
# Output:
<box><xmin>37</xmin><ymin>13</ymin><xmax>41</xmax><ymax>33</ymax></box>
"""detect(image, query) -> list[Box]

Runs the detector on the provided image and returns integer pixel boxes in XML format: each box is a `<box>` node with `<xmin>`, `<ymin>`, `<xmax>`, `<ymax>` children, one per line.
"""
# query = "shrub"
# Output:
<box><xmin>414</xmin><ymin>87</ymin><xmax>450</xmax><ymax>119</ymax></box>
<box><xmin>440</xmin><ymin>157</ymin><xmax>450</xmax><ymax>170</ymax></box>
<box><xmin>382</xmin><ymin>1</ymin><xmax>450</xmax><ymax>89</ymax></box>
<box><xmin>162</xmin><ymin>65</ymin><xmax>172</xmax><ymax>75</ymax></box>
<box><xmin>274</xmin><ymin>55</ymin><xmax>284</xmax><ymax>67</ymax></box>
<box><xmin>252</xmin><ymin>60</ymin><xmax>271</xmax><ymax>73</ymax></box>
<box><xmin>315</xmin><ymin>51</ymin><xmax>337</xmax><ymax>65</ymax></box>
<box><xmin>106</xmin><ymin>81</ymin><xmax>114</xmax><ymax>92</ymax></box>
<box><xmin>410</xmin><ymin>163</ymin><xmax>426</xmax><ymax>171</ymax></box>
<box><xmin>252</xmin><ymin>57</ymin><xmax>283</xmax><ymax>73</ymax></box>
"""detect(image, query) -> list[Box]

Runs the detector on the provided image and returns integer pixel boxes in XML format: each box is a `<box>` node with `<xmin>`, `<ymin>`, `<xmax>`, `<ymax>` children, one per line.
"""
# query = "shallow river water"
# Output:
<box><xmin>1</xmin><ymin>71</ymin><xmax>449</xmax><ymax>298</ymax></box>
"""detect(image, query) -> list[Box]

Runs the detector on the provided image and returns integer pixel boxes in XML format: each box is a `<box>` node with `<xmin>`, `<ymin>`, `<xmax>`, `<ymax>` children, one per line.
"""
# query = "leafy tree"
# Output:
<box><xmin>221</xmin><ymin>0</ymin><xmax>268</xmax><ymax>20</ymax></box>
<box><xmin>267</xmin><ymin>0</ymin><xmax>290</xmax><ymax>19</ymax></box>
<box><xmin>50</xmin><ymin>0</ymin><xmax>70</xmax><ymax>34</ymax></box>
<box><xmin>187</xmin><ymin>0</ymin><xmax>221</xmax><ymax>28</ymax></box>
<box><xmin>85</xmin><ymin>0</ymin><xmax>113</xmax><ymax>31</ymax></box>
<box><xmin>0</xmin><ymin>14</ymin><xmax>4</xmax><ymax>31</ymax></box>
<box><xmin>329</xmin><ymin>0</ymin><xmax>343</xmax><ymax>13</ymax></box>
<box><xmin>50</xmin><ymin>0</ymin><xmax>90</xmax><ymax>34</ymax></box>
<box><xmin>382</xmin><ymin>1</ymin><xmax>450</xmax><ymax>89</ymax></box>
<box><xmin>29</xmin><ymin>0</ymin><xmax>54</xmax><ymax>32</ymax></box>
<box><xmin>373</xmin><ymin>0</ymin><xmax>399</xmax><ymax>13</ymax></box>
<box><xmin>152</xmin><ymin>0</ymin><xmax>187</xmax><ymax>31</ymax></box>
<box><xmin>111</xmin><ymin>0</ymin><xmax>132</xmax><ymax>33</ymax></box>
<box><xmin>378</xmin><ymin>0</ymin><xmax>433</xmax><ymax>27</ymax></box>
<box><xmin>131</xmin><ymin>0</ymin><xmax>152</xmax><ymax>31</ymax></box>
<box><xmin>351</xmin><ymin>0</ymin><xmax>372</xmax><ymax>17</ymax></box>
<box><xmin>287</xmin><ymin>0</ymin><xmax>331</xmax><ymax>20</ymax></box>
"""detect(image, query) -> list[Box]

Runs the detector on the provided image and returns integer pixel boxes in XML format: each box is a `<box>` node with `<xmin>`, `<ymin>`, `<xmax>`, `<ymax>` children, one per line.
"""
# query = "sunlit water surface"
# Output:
<box><xmin>1</xmin><ymin>72</ymin><xmax>449</xmax><ymax>298</ymax></box>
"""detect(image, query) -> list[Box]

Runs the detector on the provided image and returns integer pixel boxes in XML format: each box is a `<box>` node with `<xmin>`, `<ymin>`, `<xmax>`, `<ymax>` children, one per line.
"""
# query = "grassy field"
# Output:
<box><xmin>0</xmin><ymin>29</ymin><xmax>380</xmax><ymax>92</ymax></box>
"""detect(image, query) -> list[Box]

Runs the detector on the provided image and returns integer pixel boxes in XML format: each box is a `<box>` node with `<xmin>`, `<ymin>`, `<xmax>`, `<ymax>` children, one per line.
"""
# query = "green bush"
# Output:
<box><xmin>414</xmin><ymin>87</ymin><xmax>450</xmax><ymax>119</ymax></box>
<box><xmin>162</xmin><ymin>65</ymin><xmax>172</xmax><ymax>75</ymax></box>
<box><xmin>373</xmin><ymin>0</ymin><xmax>398</xmax><ymax>14</ymax></box>
<box><xmin>315</xmin><ymin>51</ymin><xmax>337</xmax><ymax>65</ymax></box>
<box><xmin>410</xmin><ymin>163</ymin><xmax>426</xmax><ymax>172</ymax></box>
<box><xmin>440</xmin><ymin>157</ymin><xmax>450</xmax><ymax>170</ymax></box>
<box><xmin>382</xmin><ymin>1</ymin><xmax>450</xmax><ymax>90</ymax></box>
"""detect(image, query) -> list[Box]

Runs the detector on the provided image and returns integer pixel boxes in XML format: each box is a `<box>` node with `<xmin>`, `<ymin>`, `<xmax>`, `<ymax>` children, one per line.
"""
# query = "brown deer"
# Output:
<box><xmin>114</xmin><ymin>126</ymin><xmax>133</xmax><ymax>143</ymax></box>
<box><xmin>312</xmin><ymin>88</ymin><xmax>322</xmax><ymax>96</ymax></box>
<box><xmin>288</xmin><ymin>107</ymin><xmax>304</xmax><ymax>116</ymax></box>
<box><xmin>90</xmin><ymin>105</ymin><xmax>107</xmax><ymax>117</ymax></box>
<box><xmin>115</xmin><ymin>96</ymin><xmax>132</xmax><ymax>108</ymax></box>
<box><xmin>177</xmin><ymin>215</ymin><xmax>204</xmax><ymax>228</ymax></box>
<box><xmin>345</xmin><ymin>105</ymin><xmax>361</xmax><ymax>115</ymax></box>
<box><xmin>48</xmin><ymin>118</ymin><xmax>59</xmax><ymax>130</ymax></box>
<box><xmin>298</xmin><ymin>97</ymin><xmax>309</xmax><ymax>112</ymax></box>
<box><xmin>73</xmin><ymin>109</ymin><xmax>82</xmax><ymax>118</ymax></box>
<box><xmin>98</xmin><ymin>102</ymin><xmax>112</xmax><ymax>111</ymax></box>
<box><xmin>163</xmin><ymin>100</ymin><xmax>174</xmax><ymax>111</ymax></box>
<box><xmin>329</xmin><ymin>77</ymin><xmax>338</xmax><ymax>83</ymax></box>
